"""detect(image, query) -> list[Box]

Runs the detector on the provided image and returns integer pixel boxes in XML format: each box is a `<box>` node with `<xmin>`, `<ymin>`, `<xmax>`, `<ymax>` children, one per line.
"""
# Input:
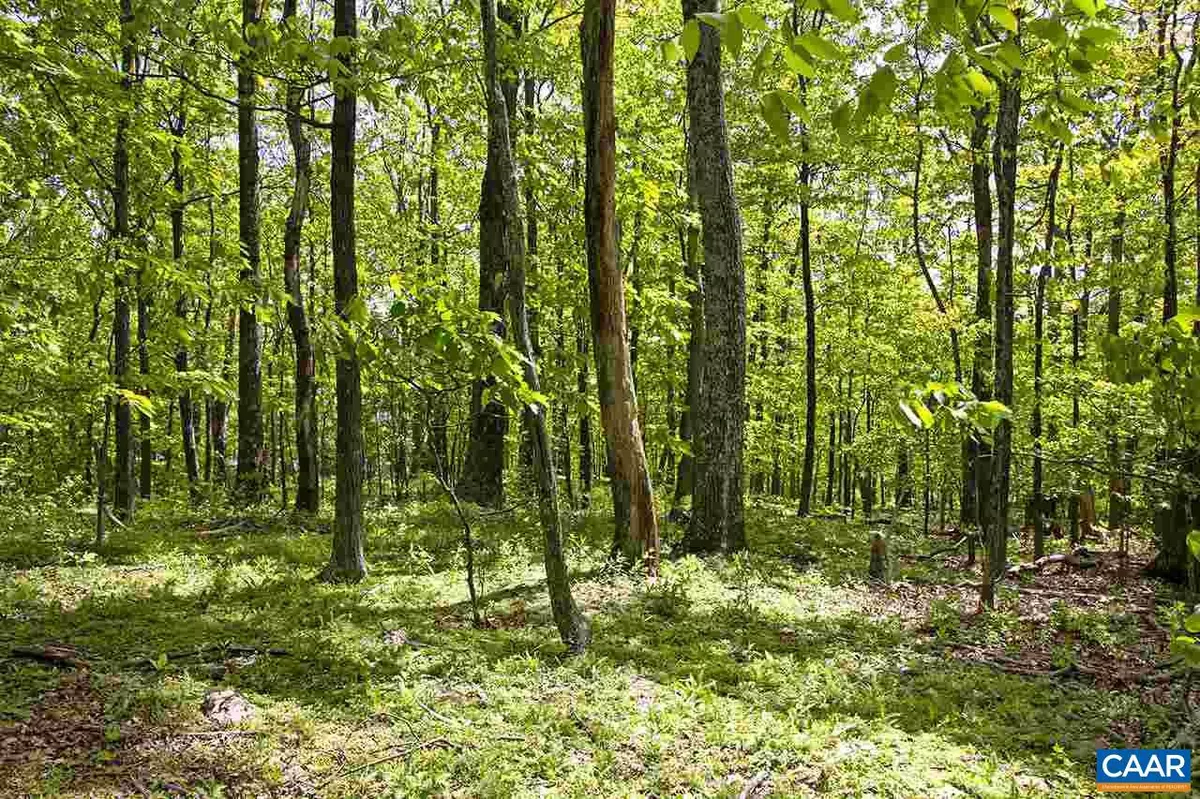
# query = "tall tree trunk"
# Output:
<box><xmin>171</xmin><ymin>106</ymin><xmax>200</xmax><ymax>502</ymax></box>
<box><xmin>1150</xmin><ymin>1</ymin><xmax>1190</xmax><ymax>582</ymax></box>
<box><xmin>797</xmin><ymin>164</ymin><xmax>818</xmax><ymax>516</ymax></box>
<box><xmin>283</xmin><ymin>0</ymin><xmax>320</xmax><ymax>514</ymax></box>
<box><xmin>457</xmin><ymin>73</ymin><xmax>511</xmax><ymax>508</ymax></box>
<box><xmin>581</xmin><ymin>0</ymin><xmax>660</xmax><ymax>572</ymax></box>
<box><xmin>577</xmin><ymin>314</ymin><xmax>593</xmax><ymax>507</ymax></box>
<box><xmin>1106</xmin><ymin>210</ymin><xmax>1129</xmax><ymax>532</ymax></box>
<box><xmin>482</xmin><ymin>0</ymin><xmax>589</xmax><ymax>648</ymax></box>
<box><xmin>672</xmin><ymin>183</ymin><xmax>703</xmax><ymax>513</ymax></box>
<box><xmin>235</xmin><ymin>0</ymin><xmax>266</xmax><ymax>503</ymax></box>
<box><xmin>679</xmin><ymin>0</ymin><xmax>746</xmax><ymax>553</ymax></box>
<box><xmin>983</xmin><ymin>73</ymin><xmax>1020</xmax><ymax>609</ymax></box>
<box><xmin>322</xmin><ymin>0</ymin><xmax>366</xmax><ymax>583</ymax></box>
<box><xmin>1032</xmin><ymin>146</ymin><xmax>1063</xmax><ymax>560</ymax></box>
<box><xmin>111</xmin><ymin>0</ymin><xmax>136</xmax><ymax>522</ymax></box>
<box><xmin>964</xmin><ymin>106</ymin><xmax>993</xmax><ymax>564</ymax></box>
<box><xmin>137</xmin><ymin>283</ymin><xmax>151</xmax><ymax>499</ymax></box>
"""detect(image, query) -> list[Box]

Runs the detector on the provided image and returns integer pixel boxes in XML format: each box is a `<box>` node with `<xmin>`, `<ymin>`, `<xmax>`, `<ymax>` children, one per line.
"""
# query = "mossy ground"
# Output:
<box><xmin>0</xmin><ymin>488</ymin><xmax>1186</xmax><ymax>797</ymax></box>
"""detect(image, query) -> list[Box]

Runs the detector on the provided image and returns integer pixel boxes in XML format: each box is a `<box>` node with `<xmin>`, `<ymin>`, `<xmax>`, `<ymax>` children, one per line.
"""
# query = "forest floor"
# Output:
<box><xmin>0</xmin><ymin>487</ymin><xmax>1190</xmax><ymax>798</ymax></box>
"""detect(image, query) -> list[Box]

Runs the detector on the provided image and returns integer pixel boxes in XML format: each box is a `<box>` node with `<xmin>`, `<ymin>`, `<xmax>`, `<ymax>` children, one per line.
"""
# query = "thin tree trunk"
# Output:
<box><xmin>797</xmin><ymin>164</ymin><xmax>818</xmax><ymax>516</ymax></box>
<box><xmin>964</xmin><ymin>105</ymin><xmax>993</xmax><ymax>563</ymax></box>
<box><xmin>1032</xmin><ymin>146</ymin><xmax>1063</xmax><ymax>560</ymax></box>
<box><xmin>482</xmin><ymin>0</ymin><xmax>588</xmax><ymax>648</ymax></box>
<box><xmin>679</xmin><ymin>0</ymin><xmax>746</xmax><ymax>553</ymax></box>
<box><xmin>112</xmin><ymin>0</ymin><xmax>135</xmax><ymax>521</ymax></box>
<box><xmin>170</xmin><ymin>106</ymin><xmax>200</xmax><ymax>502</ymax></box>
<box><xmin>283</xmin><ymin>0</ymin><xmax>320</xmax><ymax>513</ymax></box>
<box><xmin>137</xmin><ymin>282</ymin><xmax>151</xmax><ymax>499</ymax></box>
<box><xmin>235</xmin><ymin>0</ymin><xmax>266</xmax><ymax>502</ymax></box>
<box><xmin>672</xmin><ymin>184</ymin><xmax>703</xmax><ymax>513</ymax></box>
<box><xmin>983</xmin><ymin>73</ymin><xmax>1021</xmax><ymax>609</ymax></box>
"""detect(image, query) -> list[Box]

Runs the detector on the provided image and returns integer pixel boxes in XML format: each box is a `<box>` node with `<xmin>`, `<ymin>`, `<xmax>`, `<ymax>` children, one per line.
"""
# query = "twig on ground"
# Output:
<box><xmin>314</xmin><ymin>737</ymin><xmax>456</xmax><ymax>789</ymax></box>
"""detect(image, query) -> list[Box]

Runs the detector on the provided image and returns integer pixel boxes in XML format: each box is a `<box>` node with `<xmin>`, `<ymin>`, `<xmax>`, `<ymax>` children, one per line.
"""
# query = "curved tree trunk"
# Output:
<box><xmin>581</xmin><ymin>0</ymin><xmax>659</xmax><ymax>572</ymax></box>
<box><xmin>679</xmin><ymin>0</ymin><xmax>746</xmax><ymax>553</ymax></box>
<box><xmin>322</xmin><ymin>0</ymin><xmax>366</xmax><ymax>583</ymax></box>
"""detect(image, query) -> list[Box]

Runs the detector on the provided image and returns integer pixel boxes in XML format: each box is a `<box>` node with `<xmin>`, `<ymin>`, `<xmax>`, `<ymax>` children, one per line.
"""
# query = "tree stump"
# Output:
<box><xmin>869</xmin><ymin>532</ymin><xmax>889</xmax><ymax>583</ymax></box>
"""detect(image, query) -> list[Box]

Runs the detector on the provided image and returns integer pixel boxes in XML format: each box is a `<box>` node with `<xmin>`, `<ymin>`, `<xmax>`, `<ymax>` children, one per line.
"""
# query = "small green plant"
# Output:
<box><xmin>642</xmin><ymin>556</ymin><xmax>701</xmax><ymax>619</ymax></box>
<box><xmin>726</xmin><ymin>550</ymin><xmax>761</xmax><ymax>617</ymax></box>
<box><xmin>928</xmin><ymin>599</ymin><xmax>961</xmax><ymax>642</ymax></box>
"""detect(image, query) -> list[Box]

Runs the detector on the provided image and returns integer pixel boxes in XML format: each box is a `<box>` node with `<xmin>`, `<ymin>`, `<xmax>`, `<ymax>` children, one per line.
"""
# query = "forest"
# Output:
<box><xmin>0</xmin><ymin>0</ymin><xmax>1198</xmax><ymax>794</ymax></box>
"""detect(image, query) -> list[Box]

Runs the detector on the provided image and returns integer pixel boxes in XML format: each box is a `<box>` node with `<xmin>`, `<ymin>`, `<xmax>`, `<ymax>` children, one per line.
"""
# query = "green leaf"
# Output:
<box><xmin>1028</xmin><ymin>17</ymin><xmax>1069</xmax><ymax>48</ymax></box>
<box><xmin>1070</xmin><ymin>0</ymin><xmax>1098</xmax><ymax>17</ymax></box>
<box><xmin>927</xmin><ymin>0</ymin><xmax>959</xmax><ymax>34</ymax></box>
<box><xmin>783</xmin><ymin>46</ymin><xmax>816</xmax><ymax>78</ymax></box>
<box><xmin>760</xmin><ymin>92</ymin><xmax>790</xmax><ymax>140</ymax></box>
<box><xmin>695</xmin><ymin>11</ymin><xmax>725</xmax><ymax>28</ymax></box>
<box><xmin>737</xmin><ymin>7</ymin><xmax>768</xmax><ymax>31</ymax></box>
<box><xmin>1186</xmin><ymin>613</ymin><xmax>1200</xmax><ymax>634</ymax></box>
<box><xmin>822</xmin><ymin>0</ymin><xmax>858</xmax><ymax>23</ymax></box>
<box><xmin>884</xmin><ymin>43</ymin><xmax>907</xmax><ymax>63</ymax></box>
<box><xmin>661</xmin><ymin>39</ymin><xmax>683</xmax><ymax>63</ymax></box>
<box><xmin>965</xmin><ymin>69</ymin><xmax>994</xmax><ymax>95</ymax></box>
<box><xmin>798</xmin><ymin>31</ymin><xmax>840</xmax><ymax>60</ymax></box>
<box><xmin>989</xmin><ymin>5</ymin><xmax>1017</xmax><ymax>32</ymax></box>
<box><xmin>724</xmin><ymin>11</ymin><xmax>744</xmax><ymax>58</ymax></box>
<box><xmin>1079</xmin><ymin>25</ymin><xmax>1120</xmax><ymax>46</ymax></box>
<box><xmin>681</xmin><ymin>19</ymin><xmax>701</xmax><ymax>61</ymax></box>
<box><xmin>776</xmin><ymin>89</ymin><xmax>811</xmax><ymax>123</ymax></box>
<box><xmin>1188</xmin><ymin>529</ymin><xmax>1200</xmax><ymax>561</ymax></box>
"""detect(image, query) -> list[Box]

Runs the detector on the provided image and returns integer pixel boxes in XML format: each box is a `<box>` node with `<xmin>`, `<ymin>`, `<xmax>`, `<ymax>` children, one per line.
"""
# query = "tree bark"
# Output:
<box><xmin>797</xmin><ymin>165</ymin><xmax>818</xmax><ymax>516</ymax></box>
<box><xmin>170</xmin><ymin>104</ymin><xmax>200</xmax><ymax>503</ymax></box>
<box><xmin>581</xmin><ymin>0</ymin><xmax>660</xmax><ymax>572</ymax></box>
<box><xmin>235</xmin><ymin>0</ymin><xmax>266</xmax><ymax>503</ymax></box>
<box><xmin>457</xmin><ymin>55</ymin><xmax>513</xmax><ymax>508</ymax></box>
<box><xmin>112</xmin><ymin>0</ymin><xmax>136</xmax><ymax>522</ymax></box>
<box><xmin>964</xmin><ymin>106</ymin><xmax>993</xmax><ymax>555</ymax></box>
<box><xmin>577</xmin><ymin>314</ymin><xmax>593</xmax><ymax>507</ymax></box>
<box><xmin>322</xmin><ymin>0</ymin><xmax>367</xmax><ymax>583</ymax></box>
<box><xmin>1032</xmin><ymin>146</ymin><xmax>1062</xmax><ymax>560</ymax></box>
<box><xmin>983</xmin><ymin>73</ymin><xmax>1020</xmax><ymax>609</ymax></box>
<box><xmin>482</xmin><ymin>0</ymin><xmax>589</xmax><ymax>648</ymax></box>
<box><xmin>679</xmin><ymin>0</ymin><xmax>746</xmax><ymax>553</ymax></box>
<box><xmin>672</xmin><ymin>179</ymin><xmax>703</xmax><ymax>513</ymax></box>
<box><xmin>283</xmin><ymin>0</ymin><xmax>320</xmax><ymax>514</ymax></box>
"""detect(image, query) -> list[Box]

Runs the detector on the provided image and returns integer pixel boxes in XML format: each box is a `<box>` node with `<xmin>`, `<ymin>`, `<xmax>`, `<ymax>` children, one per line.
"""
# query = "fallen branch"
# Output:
<box><xmin>10</xmin><ymin>644</ymin><xmax>89</xmax><ymax>669</ymax></box>
<box><xmin>1007</xmin><ymin>550</ymin><xmax>1097</xmax><ymax>577</ymax></box>
<box><xmin>915</xmin><ymin>535</ymin><xmax>968</xmax><ymax>561</ymax></box>
<box><xmin>314</xmin><ymin>737</ymin><xmax>455</xmax><ymax>789</ymax></box>
<box><xmin>740</xmin><ymin>770</ymin><xmax>771</xmax><ymax>799</ymax></box>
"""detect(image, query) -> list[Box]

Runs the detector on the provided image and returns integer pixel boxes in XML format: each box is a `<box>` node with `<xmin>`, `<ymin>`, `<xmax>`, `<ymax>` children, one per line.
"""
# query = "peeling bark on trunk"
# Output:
<box><xmin>582</xmin><ymin>0</ymin><xmax>659</xmax><ymax>572</ymax></box>
<box><xmin>679</xmin><ymin>0</ymin><xmax>746</xmax><ymax>553</ymax></box>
